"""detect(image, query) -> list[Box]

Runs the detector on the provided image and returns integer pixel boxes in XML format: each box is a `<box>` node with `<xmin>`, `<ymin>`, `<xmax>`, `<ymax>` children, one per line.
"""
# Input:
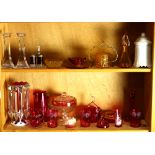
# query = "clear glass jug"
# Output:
<box><xmin>90</xmin><ymin>41</ymin><xmax>118</xmax><ymax>68</ymax></box>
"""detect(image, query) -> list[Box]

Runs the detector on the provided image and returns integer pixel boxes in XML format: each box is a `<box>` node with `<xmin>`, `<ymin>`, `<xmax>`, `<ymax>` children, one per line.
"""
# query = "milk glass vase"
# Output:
<box><xmin>1</xmin><ymin>33</ymin><xmax>15</xmax><ymax>68</ymax></box>
<box><xmin>16</xmin><ymin>33</ymin><xmax>29</xmax><ymax>68</ymax></box>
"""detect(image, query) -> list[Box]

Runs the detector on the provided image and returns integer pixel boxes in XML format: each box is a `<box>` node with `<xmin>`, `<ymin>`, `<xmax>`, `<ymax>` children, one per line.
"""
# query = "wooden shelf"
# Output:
<box><xmin>2</xmin><ymin>121</ymin><xmax>149</xmax><ymax>132</ymax></box>
<box><xmin>0</xmin><ymin>22</ymin><xmax>154</xmax><ymax>132</ymax></box>
<box><xmin>1</xmin><ymin>68</ymin><xmax>151</xmax><ymax>73</ymax></box>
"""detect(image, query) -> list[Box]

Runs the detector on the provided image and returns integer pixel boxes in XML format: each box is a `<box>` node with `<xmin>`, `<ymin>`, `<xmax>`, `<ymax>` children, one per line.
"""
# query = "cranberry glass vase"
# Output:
<box><xmin>33</xmin><ymin>90</ymin><xmax>47</xmax><ymax>120</ymax></box>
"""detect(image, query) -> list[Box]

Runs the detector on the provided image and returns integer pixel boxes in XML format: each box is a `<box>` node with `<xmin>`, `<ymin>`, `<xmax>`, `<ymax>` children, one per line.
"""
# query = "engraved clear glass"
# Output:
<box><xmin>1</xmin><ymin>33</ymin><xmax>15</xmax><ymax>68</ymax></box>
<box><xmin>16</xmin><ymin>33</ymin><xmax>29</xmax><ymax>68</ymax></box>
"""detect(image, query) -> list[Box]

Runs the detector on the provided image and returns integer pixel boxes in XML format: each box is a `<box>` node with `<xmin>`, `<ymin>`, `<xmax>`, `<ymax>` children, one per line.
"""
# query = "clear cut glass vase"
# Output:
<box><xmin>16</xmin><ymin>33</ymin><xmax>29</xmax><ymax>68</ymax></box>
<box><xmin>1</xmin><ymin>33</ymin><xmax>15</xmax><ymax>68</ymax></box>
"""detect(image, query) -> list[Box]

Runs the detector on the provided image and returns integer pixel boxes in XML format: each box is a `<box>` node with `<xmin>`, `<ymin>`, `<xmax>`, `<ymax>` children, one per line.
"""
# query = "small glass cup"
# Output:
<box><xmin>80</xmin><ymin>119</ymin><xmax>90</xmax><ymax>127</ymax></box>
<box><xmin>29</xmin><ymin>111</ymin><xmax>43</xmax><ymax>127</ymax></box>
<box><xmin>47</xmin><ymin>118</ymin><xmax>58</xmax><ymax>128</ymax></box>
<box><xmin>129</xmin><ymin>108</ymin><xmax>141</xmax><ymax>127</ymax></box>
<box><xmin>46</xmin><ymin>108</ymin><xmax>58</xmax><ymax>128</ymax></box>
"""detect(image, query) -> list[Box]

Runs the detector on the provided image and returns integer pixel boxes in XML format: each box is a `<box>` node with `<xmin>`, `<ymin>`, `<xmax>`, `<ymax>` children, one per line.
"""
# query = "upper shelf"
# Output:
<box><xmin>1</xmin><ymin>68</ymin><xmax>152</xmax><ymax>73</ymax></box>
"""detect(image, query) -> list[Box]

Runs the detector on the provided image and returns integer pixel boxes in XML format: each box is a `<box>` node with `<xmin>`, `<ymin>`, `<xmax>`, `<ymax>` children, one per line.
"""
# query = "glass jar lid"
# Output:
<box><xmin>134</xmin><ymin>33</ymin><xmax>151</xmax><ymax>45</ymax></box>
<box><xmin>53</xmin><ymin>92</ymin><xmax>76</xmax><ymax>107</ymax></box>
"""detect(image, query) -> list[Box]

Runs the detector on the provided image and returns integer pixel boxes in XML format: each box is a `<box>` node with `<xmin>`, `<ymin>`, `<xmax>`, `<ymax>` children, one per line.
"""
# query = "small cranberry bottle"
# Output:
<box><xmin>115</xmin><ymin>109</ymin><xmax>122</xmax><ymax>127</ymax></box>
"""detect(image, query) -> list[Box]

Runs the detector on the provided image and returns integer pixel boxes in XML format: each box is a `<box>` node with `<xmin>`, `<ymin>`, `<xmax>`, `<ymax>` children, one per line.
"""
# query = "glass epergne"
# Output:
<box><xmin>7</xmin><ymin>82</ymin><xmax>30</xmax><ymax>126</ymax></box>
<box><xmin>16</xmin><ymin>33</ymin><xmax>29</xmax><ymax>68</ymax></box>
<box><xmin>1</xmin><ymin>33</ymin><xmax>15</xmax><ymax>68</ymax></box>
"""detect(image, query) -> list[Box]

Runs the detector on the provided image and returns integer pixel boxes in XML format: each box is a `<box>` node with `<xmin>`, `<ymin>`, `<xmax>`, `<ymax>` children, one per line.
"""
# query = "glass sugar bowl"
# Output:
<box><xmin>50</xmin><ymin>92</ymin><xmax>77</xmax><ymax>126</ymax></box>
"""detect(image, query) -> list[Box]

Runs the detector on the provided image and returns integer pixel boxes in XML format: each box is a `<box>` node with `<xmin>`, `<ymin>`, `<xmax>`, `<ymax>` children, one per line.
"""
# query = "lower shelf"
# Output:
<box><xmin>2</xmin><ymin>120</ymin><xmax>149</xmax><ymax>132</ymax></box>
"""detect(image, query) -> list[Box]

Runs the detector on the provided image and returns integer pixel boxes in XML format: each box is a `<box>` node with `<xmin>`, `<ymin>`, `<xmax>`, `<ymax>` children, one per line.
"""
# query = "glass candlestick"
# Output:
<box><xmin>16</xmin><ymin>33</ymin><xmax>29</xmax><ymax>68</ymax></box>
<box><xmin>1</xmin><ymin>33</ymin><xmax>15</xmax><ymax>68</ymax></box>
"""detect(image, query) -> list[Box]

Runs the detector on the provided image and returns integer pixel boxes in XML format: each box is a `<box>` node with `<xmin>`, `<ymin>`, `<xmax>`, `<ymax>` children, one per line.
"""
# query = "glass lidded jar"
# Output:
<box><xmin>50</xmin><ymin>92</ymin><xmax>77</xmax><ymax>126</ymax></box>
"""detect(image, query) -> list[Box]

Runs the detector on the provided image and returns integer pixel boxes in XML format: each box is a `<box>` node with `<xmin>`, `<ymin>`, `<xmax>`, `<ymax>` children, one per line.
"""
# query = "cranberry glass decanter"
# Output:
<box><xmin>118</xmin><ymin>34</ymin><xmax>132</xmax><ymax>68</ymax></box>
<box><xmin>16</xmin><ymin>33</ymin><xmax>29</xmax><ymax>68</ymax></box>
<box><xmin>1</xmin><ymin>33</ymin><xmax>15</xmax><ymax>68</ymax></box>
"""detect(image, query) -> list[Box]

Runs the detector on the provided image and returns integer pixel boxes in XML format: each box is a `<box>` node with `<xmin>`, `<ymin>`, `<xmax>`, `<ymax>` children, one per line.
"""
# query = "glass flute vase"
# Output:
<box><xmin>16</xmin><ymin>33</ymin><xmax>29</xmax><ymax>68</ymax></box>
<box><xmin>1</xmin><ymin>33</ymin><xmax>15</xmax><ymax>68</ymax></box>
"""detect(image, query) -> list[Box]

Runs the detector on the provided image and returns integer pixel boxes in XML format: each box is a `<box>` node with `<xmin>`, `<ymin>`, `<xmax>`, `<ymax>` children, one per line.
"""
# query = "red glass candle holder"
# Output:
<box><xmin>80</xmin><ymin>119</ymin><xmax>90</xmax><ymax>127</ymax></box>
<box><xmin>129</xmin><ymin>108</ymin><xmax>141</xmax><ymax>128</ymax></box>
<box><xmin>29</xmin><ymin>111</ymin><xmax>43</xmax><ymax>127</ymax></box>
<box><xmin>96</xmin><ymin>117</ymin><xmax>109</xmax><ymax>128</ymax></box>
<box><xmin>47</xmin><ymin>118</ymin><xmax>58</xmax><ymax>128</ymax></box>
<box><xmin>46</xmin><ymin>108</ymin><xmax>58</xmax><ymax>128</ymax></box>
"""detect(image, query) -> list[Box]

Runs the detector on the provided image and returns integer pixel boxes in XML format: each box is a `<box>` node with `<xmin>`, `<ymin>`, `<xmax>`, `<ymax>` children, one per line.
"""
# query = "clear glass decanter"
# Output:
<box><xmin>1</xmin><ymin>33</ymin><xmax>15</xmax><ymax>68</ymax></box>
<box><xmin>16</xmin><ymin>33</ymin><xmax>29</xmax><ymax>68</ymax></box>
<box><xmin>118</xmin><ymin>34</ymin><xmax>132</xmax><ymax>68</ymax></box>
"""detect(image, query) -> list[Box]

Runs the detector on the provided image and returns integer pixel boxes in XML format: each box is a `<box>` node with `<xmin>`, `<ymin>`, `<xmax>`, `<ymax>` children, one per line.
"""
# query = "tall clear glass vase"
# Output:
<box><xmin>1</xmin><ymin>33</ymin><xmax>15</xmax><ymax>68</ymax></box>
<box><xmin>16</xmin><ymin>33</ymin><xmax>29</xmax><ymax>68</ymax></box>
